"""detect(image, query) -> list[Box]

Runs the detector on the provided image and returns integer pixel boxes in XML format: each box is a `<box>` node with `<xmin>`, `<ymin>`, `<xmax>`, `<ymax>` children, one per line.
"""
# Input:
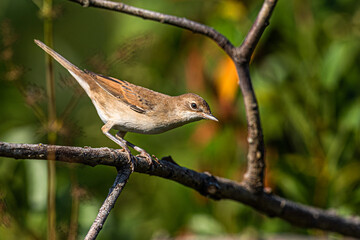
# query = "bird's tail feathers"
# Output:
<box><xmin>34</xmin><ymin>39</ymin><xmax>81</xmax><ymax>74</ymax></box>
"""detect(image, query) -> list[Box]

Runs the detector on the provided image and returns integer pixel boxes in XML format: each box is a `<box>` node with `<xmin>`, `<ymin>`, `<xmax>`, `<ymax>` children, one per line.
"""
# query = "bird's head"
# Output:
<box><xmin>176</xmin><ymin>93</ymin><xmax>218</xmax><ymax>123</ymax></box>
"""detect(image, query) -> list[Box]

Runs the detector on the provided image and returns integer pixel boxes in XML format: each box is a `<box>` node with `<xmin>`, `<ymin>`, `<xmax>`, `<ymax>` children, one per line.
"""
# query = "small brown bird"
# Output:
<box><xmin>35</xmin><ymin>39</ymin><xmax>217</xmax><ymax>162</ymax></box>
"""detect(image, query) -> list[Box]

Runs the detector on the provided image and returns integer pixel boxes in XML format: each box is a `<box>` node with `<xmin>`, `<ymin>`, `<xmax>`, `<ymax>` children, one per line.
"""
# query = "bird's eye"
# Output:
<box><xmin>190</xmin><ymin>102</ymin><xmax>197</xmax><ymax>109</ymax></box>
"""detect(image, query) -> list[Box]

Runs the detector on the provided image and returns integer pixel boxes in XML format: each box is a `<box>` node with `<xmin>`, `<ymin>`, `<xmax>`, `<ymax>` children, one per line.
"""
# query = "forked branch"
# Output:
<box><xmin>68</xmin><ymin>0</ymin><xmax>277</xmax><ymax>192</ymax></box>
<box><xmin>7</xmin><ymin>0</ymin><xmax>352</xmax><ymax>238</ymax></box>
<box><xmin>1</xmin><ymin>142</ymin><xmax>360</xmax><ymax>238</ymax></box>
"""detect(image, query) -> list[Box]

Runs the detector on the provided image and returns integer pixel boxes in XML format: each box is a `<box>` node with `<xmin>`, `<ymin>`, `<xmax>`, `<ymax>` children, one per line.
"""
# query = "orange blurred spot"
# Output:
<box><xmin>215</xmin><ymin>56</ymin><xmax>238</xmax><ymax>105</ymax></box>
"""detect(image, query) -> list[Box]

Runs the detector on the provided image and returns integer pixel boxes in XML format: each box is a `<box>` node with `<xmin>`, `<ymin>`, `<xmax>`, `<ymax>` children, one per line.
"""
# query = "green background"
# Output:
<box><xmin>1</xmin><ymin>0</ymin><xmax>360</xmax><ymax>239</ymax></box>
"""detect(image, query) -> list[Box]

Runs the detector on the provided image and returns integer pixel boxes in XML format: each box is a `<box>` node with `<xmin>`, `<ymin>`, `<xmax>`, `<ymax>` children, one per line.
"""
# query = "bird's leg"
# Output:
<box><xmin>101</xmin><ymin>122</ymin><xmax>132</xmax><ymax>162</ymax></box>
<box><xmin>115</xmin><ymin>131</ymin><xmax>153</xmax><ymax>164</ymax></box>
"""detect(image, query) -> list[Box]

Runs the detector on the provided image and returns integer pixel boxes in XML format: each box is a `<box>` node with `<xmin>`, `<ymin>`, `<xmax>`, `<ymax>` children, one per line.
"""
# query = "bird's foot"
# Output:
<box><xmin>137</xmin><ymin>150</ymin><xmax>153</xmax><ymax>165</ymax></box>
<box><xmin>123</xmin><ymin>139</ymin><xmax>155</xmax><ymax>165</ymax></box>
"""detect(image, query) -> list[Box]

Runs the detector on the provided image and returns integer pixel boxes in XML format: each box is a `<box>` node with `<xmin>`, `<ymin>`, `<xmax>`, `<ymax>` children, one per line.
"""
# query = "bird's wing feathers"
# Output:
<box><xmin>85</xmin><ymin>70</ymin><xmax>154</xmax><ymax>114</ymax></box>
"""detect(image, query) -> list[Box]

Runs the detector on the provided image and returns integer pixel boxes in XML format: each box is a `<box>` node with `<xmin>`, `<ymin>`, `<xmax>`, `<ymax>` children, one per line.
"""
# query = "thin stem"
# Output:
<box><xmin>43</xmin><ymin>0</ymin><xmax>57</xmax><ymax>239</ymax></box>
<box><xmin>44</xmin><ymin>1</ymin><xmax>56</xmax><ymax>127</ymax></box>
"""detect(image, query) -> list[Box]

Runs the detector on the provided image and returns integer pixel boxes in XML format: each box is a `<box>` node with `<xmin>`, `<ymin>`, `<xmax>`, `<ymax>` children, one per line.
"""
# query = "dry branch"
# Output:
<box><xmin>1</xmin><ymin>142</ymin><xmax>360</xmax><ymax>238</ymax></box>
<box><xmin>85</xmin><ymin>164</ymin><xmax>133</xmax><ymax>240</ymax></box>
<box><xmin>68</xmin><ymin>0</ymin><xmax>235</xmax><ymax>56</ymax></box>
<box><xmin>5</xmin><ymin>0</ymin><xmax>358</xmax><ymax>238</ymax></box>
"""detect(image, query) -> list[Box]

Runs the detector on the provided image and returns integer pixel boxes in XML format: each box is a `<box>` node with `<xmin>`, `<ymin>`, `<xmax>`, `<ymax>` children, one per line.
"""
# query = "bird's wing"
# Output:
<box><xmin>85</xmin><ymin>70</ymin><xmax>155</xmax><ymax>114</ymax></box>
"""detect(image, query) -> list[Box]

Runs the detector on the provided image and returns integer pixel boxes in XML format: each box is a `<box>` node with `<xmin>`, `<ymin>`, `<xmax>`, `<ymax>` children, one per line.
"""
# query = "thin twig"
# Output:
<box><xmin>42</xmin><ymin>0</ymin><xmax>57</xmax><ymax>238</ymax></box>
<box><xmin>85</xmin><ymin>162</ymin><xmax>133</xmax><ymax>240</ymax></box>
<box><xmin>1</xmin><ymin>142</ymin><xmax>360</xmax><ymax>238</ymax></box>
<box><xmin>68</xmin><ymin>0</ymin><xmax>235</xmax><ymax>58</ymax></box>
<box><xmin>237</xmin><ymin>0</ymin><xmax>278</xmax><ymax>62</ymax></box>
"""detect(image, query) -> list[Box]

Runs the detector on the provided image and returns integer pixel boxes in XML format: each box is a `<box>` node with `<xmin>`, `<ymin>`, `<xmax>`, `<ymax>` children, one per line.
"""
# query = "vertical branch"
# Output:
<box><xmin>42</xmin><ymin>0</ymin><xmax>57</xmax><ymax>239</ymax></box>
<box><xmin>235</xmin><ymin>63</ymin><xmax>265</xmax><ymax>192</ymax></box>
<box><xmin>85</xmin><ymin>164</ymin><xmax>133</xmax><ymax>240</ymax></box>
<box><xmin>234</xmin><ymin>0</ymin><xmax>278</xmax><ymax>192</ymax></box>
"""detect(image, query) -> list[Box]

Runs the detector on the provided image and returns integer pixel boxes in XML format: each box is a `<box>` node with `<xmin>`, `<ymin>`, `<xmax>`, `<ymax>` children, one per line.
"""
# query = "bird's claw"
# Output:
<box><xmin>117</xmin><ymin>147</ymin><xmax>133</xmax><ymax>164</ymax></box>
<box><xmin>138</xmin><ymin>150</ymin><xmax>153</xmax><ymax>165</ymax></box>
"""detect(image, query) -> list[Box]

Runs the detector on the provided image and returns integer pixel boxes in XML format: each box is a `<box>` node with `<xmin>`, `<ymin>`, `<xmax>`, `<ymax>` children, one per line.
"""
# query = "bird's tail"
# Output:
<box><xmin>34</xmin><ymin>39</ymin><xmax>96</xmax><ymax>95</ymax></box>
<box><xmin>34</xmin><ymin>39</ymin><xmax>81</xmax><ymax>73</ymax></box>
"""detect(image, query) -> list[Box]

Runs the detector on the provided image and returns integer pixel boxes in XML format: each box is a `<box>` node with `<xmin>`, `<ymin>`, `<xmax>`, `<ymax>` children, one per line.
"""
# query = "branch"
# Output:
<box><xmin>85</xmin><ymin>163</ymin><xmax>133</xmax><ymax>240</ymax></box>
<box><xmin>237</xmin><ymin>0</ymin><xmax>278</xmax><ymax>61</ymax></box>
<box><xmin>1</xmin><ymin>142</ymin><xmax>360</xmax><ymax>238</ymax></box>
<box><xmin>68</xmin><ymin>0</ymin><xmax>235</xmax><ymax>57</ymax></box>
<box><xmin>232</xmin><ymin>0</ymin><xmax>278</xmax><ymax>191</ymax></box>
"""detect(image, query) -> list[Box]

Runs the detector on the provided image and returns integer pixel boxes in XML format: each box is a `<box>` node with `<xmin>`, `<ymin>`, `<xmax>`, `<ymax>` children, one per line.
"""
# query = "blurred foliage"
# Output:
<box><xmin>0</xmin><ymin>0</ymin><xmax>360</xmax><ymax>239</ymax></box>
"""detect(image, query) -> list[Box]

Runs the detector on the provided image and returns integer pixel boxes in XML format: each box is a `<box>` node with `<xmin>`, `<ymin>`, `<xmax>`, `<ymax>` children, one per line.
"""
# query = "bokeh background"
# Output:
<box><xmin>1</xmin><ymin>0</ymin><xmax>360</xmax><ymax>239</ymax></box>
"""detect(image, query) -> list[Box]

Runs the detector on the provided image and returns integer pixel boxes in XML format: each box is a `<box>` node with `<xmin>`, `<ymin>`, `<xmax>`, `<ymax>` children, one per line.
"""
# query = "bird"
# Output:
<box><xmin>34</xmin><ymin>39</ymin><xmax>218</xmax><ymax>163</ymax></box>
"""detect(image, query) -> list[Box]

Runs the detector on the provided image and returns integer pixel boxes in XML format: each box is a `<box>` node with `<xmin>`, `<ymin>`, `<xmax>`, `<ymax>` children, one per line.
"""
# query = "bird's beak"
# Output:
<box><xmin>202</xmin><ymin>113</ymin><xmax>218</xmax><ymax>122</ymax></box>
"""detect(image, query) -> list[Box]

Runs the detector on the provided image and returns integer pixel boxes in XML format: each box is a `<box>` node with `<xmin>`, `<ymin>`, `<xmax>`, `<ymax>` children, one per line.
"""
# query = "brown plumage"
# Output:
<box><xmin>34</xmin><ymin>39</ymin><xmax>217</xmax><ymax>163</ymax></box>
